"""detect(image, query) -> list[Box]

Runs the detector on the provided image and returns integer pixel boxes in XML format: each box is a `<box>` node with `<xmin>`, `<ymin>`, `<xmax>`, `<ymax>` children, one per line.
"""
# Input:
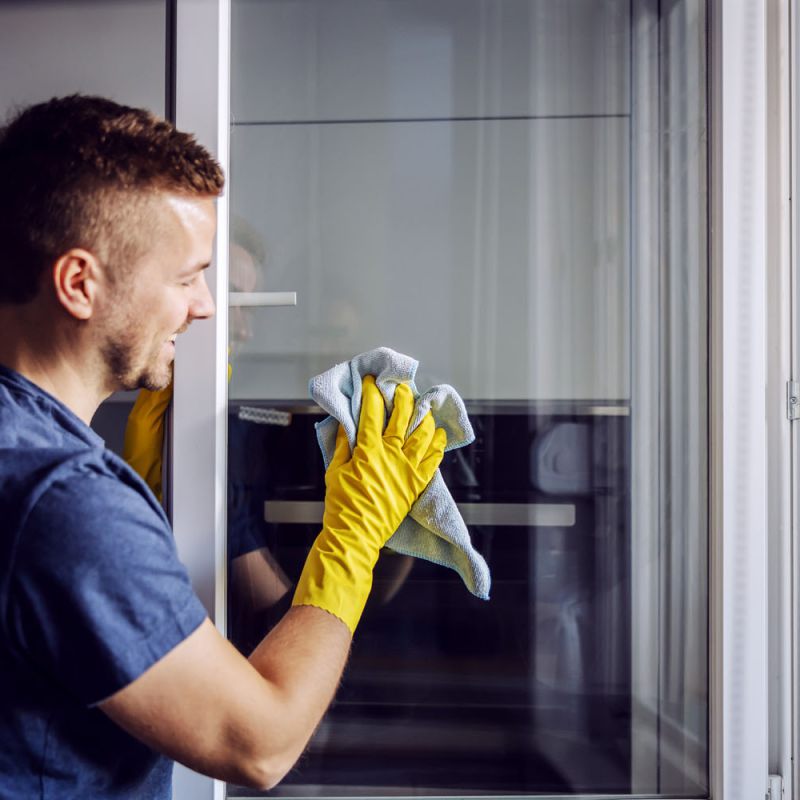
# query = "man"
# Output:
<box><xmin>0</xmin><ymin>95</ymin><xmax>445</xmax><ymax>798</ymax></box>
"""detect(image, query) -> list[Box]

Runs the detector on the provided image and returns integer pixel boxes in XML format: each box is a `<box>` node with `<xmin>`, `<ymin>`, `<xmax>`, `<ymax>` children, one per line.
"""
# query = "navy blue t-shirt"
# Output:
<box><xmin>0</xmin><ymin>366</ymin><xmax>208</xmax><ymax>799</ymax></box>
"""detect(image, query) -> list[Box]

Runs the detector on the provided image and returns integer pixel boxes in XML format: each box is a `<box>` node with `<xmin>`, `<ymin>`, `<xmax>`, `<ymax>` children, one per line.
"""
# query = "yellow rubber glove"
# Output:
<box><xmin>293</xmin><ymin>375</ymin><xmax>447</xmax><ymax>633</ymax></box>
<box><xmin>124</xmin><ymin>354</ymin><xmax>232</xmax><ymax>501</ymax></box>
<box><xmin>123</xmin><ymin>383</ymin><xmax>174</xmax><ymax>502</ymax></box>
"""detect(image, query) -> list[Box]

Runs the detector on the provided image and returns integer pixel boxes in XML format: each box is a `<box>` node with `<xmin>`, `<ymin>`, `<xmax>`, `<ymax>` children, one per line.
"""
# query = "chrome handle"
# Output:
<box><xmin>229</xmin><ymin>291</ymin><xmax>297</xmax><ymax>307</ymax></box>
<box><xmin>264</xmin><ymin>501</ymin><xmax>575</xmax><ymax>528</ymax></box>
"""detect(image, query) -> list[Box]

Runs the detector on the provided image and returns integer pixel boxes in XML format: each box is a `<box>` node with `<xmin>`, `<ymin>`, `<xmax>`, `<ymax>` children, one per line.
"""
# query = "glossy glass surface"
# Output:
<box><xmin>226</xmin><ymin>1</ymin><xmax>708</xmax><ymax>796</ymax></box>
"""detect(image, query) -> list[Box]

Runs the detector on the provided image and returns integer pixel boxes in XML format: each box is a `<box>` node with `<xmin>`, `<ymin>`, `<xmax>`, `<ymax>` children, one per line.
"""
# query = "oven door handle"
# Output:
<box><xmin>264</xmin><ymin>501</ymin><xmax>575</xmax><ymax>528</ymax></box>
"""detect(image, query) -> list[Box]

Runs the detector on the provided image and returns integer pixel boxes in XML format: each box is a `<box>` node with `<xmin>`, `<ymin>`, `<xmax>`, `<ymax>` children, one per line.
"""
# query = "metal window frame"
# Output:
<box><xmin>172</xmin><ymin>0</ymin><xmax>230</xmax><ymax>798</ymax></box>
<box><xmin>766</xmin><ymin>0</ymin><xmax>794</xmax><ymax>793</ymax></box>
<box><xmin>169</xmin><ymin>1</ymin><xmax>775</xmax><ymax>798</ymax></box>
<box><xmin>710</xmin><ymin>1</ymin><xmax>772</xmax><ymax>798</ymax></box>
<box><xmin>789</xmin><ymin>0</ymin><xmax>800</xmax><ymax>795</ymax></box>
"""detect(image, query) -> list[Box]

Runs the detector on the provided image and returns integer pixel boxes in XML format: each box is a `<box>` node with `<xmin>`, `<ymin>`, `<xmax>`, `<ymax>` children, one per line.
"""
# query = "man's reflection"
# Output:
<box><xmin>225</xmin><ymin>218</ymin><xmax>415</xmax><ymax>654</ymax></box>
<box><xmin>227</xmin><ymin>221</ymin><xmax>292</xmax><ymax>652</ymax></box>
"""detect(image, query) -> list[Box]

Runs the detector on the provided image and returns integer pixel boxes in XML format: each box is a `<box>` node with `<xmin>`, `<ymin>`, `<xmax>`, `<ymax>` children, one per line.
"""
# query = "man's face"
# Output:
<box><xmin>100</xmin><ymin>193</ymin><xmax>217</xmax><ymax>392</ymax></box>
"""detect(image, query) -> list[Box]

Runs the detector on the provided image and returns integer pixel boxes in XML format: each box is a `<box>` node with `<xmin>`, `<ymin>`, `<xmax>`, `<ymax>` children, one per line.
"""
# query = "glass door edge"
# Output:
<box><xmin>172</xmin><ymin>0</ymin><xmax>231</xmax><ymax>799</ymax></box>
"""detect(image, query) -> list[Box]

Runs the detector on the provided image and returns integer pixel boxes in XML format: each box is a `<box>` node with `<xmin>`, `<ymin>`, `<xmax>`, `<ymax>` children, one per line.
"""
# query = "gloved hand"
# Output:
<box><xmin>293</xmin><ymin>375</ymin><xmax>446</xmax><ymax>633</ymax></box>
<box><xmin>123</xmin><ymin>383</ymin><xmax>174</xmax><ymax>502</ymax></box>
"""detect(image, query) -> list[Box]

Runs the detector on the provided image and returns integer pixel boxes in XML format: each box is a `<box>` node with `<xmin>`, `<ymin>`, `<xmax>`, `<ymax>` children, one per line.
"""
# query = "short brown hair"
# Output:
<box><xmin>0</xmin><ymin>94</ymin><xmax>225</xmax><ymax>303</ymax></box>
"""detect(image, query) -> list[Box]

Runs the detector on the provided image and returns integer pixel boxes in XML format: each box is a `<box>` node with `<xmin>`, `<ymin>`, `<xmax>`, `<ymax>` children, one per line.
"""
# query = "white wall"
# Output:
<box><xmin>0</xmin><ymin>0</ymin><xmax>169</xmax><ymax>452</ymax></box>
<box><xmin>0</xmin><ymin>0</ymin><xmax>166</xmax><ymax>120</ymax></box>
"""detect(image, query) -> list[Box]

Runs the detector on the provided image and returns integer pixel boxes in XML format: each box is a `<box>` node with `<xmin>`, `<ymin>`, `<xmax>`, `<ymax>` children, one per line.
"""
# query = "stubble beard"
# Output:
<box><xmin>103</xmin><ymin>334</ymin><xmax>173</xmax><ymax>392</ymax></box>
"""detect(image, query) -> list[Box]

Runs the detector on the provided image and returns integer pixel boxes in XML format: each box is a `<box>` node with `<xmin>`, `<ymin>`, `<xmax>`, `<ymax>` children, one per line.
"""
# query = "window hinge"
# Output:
<box><xmin>788</xmin><ymin>381</ymin><xmax>800</xmax><ymax>420</ymax></box>
<box><xmin>768</xmin><ymin>774</ymin><xmax>784</xmax><ymax>800</ymax></box>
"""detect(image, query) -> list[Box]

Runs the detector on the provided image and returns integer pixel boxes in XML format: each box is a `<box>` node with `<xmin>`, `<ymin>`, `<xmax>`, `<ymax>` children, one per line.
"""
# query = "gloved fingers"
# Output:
<box><xmin>383</xmin><ymin>382</ymin><xmax>414</xmax><ymax>446</ymax></box>
<box><xmin>402</xmin><ymin>411</ymin><xmax>436</xmax><ymax>466</ymax></box>
<box><xmin>417</xmin><ymin>427</ymin><xmax>447</xmax><ymax>485</ymax></box>
<box><xmin>328</xmin><ymin>424</ymin><xmax>352</xmax><ymax>471</ymax></box>
<box><xmin>356</xmin><ymin>375</ymin><xmax>386</xmax><ymax>452</ymax></box>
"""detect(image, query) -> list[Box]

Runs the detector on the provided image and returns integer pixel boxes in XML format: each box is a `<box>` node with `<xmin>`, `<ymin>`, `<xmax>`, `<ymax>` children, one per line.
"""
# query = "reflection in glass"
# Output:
<box><xmin>226</xmin><ymin>0</ymin><xmax>708</xmax><ymax>796</ymax></box>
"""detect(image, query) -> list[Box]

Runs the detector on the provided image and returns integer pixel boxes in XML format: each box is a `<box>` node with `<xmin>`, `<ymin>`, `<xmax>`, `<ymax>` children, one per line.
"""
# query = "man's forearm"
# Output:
<box><xmin>246</xmin><ymin>604</ymin><xmax>352</xmax><ymax>769</ymax></box>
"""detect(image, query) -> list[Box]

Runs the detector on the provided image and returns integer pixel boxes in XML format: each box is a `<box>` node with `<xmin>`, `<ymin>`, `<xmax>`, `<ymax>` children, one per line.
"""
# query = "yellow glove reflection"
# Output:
<box><xmin>293</xmin><ymin>375</ymin><xmax>446</xmax><ymax>633</ymax></box>
<box><xmin>124</xmin><ymin>353</ymin><xmax>232</xmax><ymax>501</ymax></box>
<box><xmin>122</xmin><ymin>383</ymin><xmax>173</xmax><ymax>503</ymax></box>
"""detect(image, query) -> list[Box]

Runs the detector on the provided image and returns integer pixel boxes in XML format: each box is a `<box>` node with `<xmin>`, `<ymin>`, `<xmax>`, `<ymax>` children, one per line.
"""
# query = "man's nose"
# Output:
<box><xmin>190</xmin><ymin>270</ymin><xmax>216</xmax><ymax>320</ymax></box>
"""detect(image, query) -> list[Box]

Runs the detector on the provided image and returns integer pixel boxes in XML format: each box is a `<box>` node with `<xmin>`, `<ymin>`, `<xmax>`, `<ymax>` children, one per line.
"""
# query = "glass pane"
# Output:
<box><xmin>226</xmin><ymin>1</ymin><xmax>708</xmax><ymax>796</ymax></box>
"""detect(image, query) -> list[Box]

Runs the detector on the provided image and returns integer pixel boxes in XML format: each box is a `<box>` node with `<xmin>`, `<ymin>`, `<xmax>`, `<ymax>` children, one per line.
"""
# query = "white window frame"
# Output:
<box><xmin>767</xmin><ymin>0</ymin><xmax>794</xmax><ymax>795</ymax></box>
<box><xmin>171</xmin><ymin>1</ymin><xmax>229</xmax><ymax>798</ymax></box>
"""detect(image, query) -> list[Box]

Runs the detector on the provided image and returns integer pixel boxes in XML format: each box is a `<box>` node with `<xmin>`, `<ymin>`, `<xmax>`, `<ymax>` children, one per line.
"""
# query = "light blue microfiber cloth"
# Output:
<box><xmin>309</xmin><ymin>347</ymin><xmax>491</xmax><ymax>600</ymax></box>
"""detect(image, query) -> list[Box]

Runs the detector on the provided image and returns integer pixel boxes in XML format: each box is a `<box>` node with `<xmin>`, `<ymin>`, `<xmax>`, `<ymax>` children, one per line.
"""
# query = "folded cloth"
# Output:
<box><xmin>309</xmin><ymin>347</ymin><xmax>491</xmax><ymax>599</ymax></box>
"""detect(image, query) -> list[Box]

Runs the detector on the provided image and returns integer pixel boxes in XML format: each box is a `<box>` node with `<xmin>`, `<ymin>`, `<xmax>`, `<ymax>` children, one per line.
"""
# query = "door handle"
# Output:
<box><xmin>229</xmin><ymin>291</ymin><xmax>297</xmax><ymax>307</ymax></box>
<box><xmin>264</xmin><ymin>501</ymin><xmax>576</xmax><ymax>528</ymax></box>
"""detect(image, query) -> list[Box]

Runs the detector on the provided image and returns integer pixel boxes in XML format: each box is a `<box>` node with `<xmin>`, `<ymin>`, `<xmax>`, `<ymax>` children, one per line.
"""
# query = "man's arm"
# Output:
<box><xmin>104</xmin><ymin>376</ymin><xmax>445</xmax><ymax>789</ymax></box>
<box><xmin>100</xmin><ymin>606</ymin><xmax>350</xmax><ymax>790</ymax></box>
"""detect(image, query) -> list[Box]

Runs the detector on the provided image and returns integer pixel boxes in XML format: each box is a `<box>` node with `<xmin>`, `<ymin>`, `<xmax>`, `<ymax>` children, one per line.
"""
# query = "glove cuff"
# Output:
<box><xmin>291</xmin><ymin>532</ymin><xmax>378</xmax><ymax>634</ymax></box>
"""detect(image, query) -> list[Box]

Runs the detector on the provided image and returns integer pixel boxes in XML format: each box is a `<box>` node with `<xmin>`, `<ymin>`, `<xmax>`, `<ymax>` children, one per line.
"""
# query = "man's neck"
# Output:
<box><xmin>0</xmin><ymin>304</ymin><xmax>108</xmax><ymax>425</ymax></box>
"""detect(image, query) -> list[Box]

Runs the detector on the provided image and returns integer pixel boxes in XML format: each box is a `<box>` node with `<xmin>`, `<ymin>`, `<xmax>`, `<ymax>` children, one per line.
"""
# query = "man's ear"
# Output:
<box><xmin>51</xmin><ymin>248</ymin><xmax>100</xmax><ymax>320</ymax></box>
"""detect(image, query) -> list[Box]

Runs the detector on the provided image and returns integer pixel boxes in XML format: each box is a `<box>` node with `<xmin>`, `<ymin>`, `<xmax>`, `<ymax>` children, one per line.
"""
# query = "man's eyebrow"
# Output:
<box><xmin>181</xmin><ymin>261</ymin><xmax>211</xmax><ymax>275</ymax></box>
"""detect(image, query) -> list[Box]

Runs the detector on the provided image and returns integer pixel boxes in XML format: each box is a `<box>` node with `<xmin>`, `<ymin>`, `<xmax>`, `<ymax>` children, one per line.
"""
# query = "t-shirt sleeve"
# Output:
<box><xmin>7</xmin><ymin>466</ymin><xmax>208</xmax><ymax>706</ymax></box>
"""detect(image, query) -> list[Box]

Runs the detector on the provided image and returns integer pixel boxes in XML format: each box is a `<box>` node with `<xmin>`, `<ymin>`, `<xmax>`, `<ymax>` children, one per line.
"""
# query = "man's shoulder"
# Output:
<box><xmin>0</xmin><ymin>371</ymin><xmax>173</xmax><ymax>599</ymax></box>
<box><xmin>3</xmin><ymin>433</ymin><xmax>157</xmax><ymax>517</ymax></box>
<box><xmin>0</xmin><ymin>441</ymin><xmax>170</xmax><ymax>602</ymax></box>
<box><xmin>0</xmin><ymin>369</ymin><xmax>165</xmax><ymax>531</ymax></box>
<box><xmin>27</xmin><ymin>450</ymin><xmax>167</xmax><ymax>541</ymax></box>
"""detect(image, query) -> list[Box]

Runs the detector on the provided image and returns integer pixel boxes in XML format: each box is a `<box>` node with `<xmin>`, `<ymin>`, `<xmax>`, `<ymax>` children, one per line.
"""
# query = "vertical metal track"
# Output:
<box><xmin>165</xmin><ymin>0</ymin><xmax>177</xmax><ymax>123</ymax></box>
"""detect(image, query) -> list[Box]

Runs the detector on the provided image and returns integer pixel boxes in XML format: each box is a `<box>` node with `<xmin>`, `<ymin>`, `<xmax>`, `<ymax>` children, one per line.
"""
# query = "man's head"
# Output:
<box><xmin>0</xmin><ymin>94</ymin><xmax>224</xmax><ymax>393</ymax></box>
